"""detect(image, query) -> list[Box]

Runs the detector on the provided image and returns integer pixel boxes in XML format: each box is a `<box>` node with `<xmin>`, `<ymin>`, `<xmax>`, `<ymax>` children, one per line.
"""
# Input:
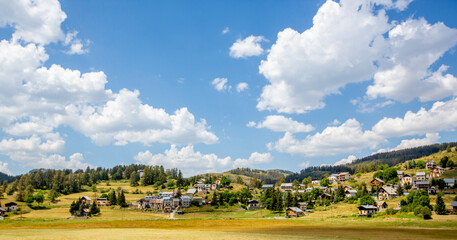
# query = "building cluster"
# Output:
<box><xmin>135</xmin><ymin>178</ymin><xmax>223</xmax><ymax>213</ymax></box>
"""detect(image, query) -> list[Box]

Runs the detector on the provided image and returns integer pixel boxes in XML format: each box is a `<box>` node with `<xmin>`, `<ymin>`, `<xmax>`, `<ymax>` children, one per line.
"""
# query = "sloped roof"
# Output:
<box><xmin>287</xmin><ymin>207</ymin><xmax>304</xmax><ymax>213</ymax></box>
<box><xmin>262</xmin><ymin>184</ymin><xmax>274</xmax><ymax>188</ymax></box>
<box><xmin>381</xmin><ymin>186</ymin><xmax>396</xmax><ymax>195</ymax></box>
<box><xmin>451</xmin><ymin>201</ymin><xmax>457</xmax><ymax>207</ymax></box>
<box><xmin>281</xmin><ymin>183</ymin><xmax>293</xmax><ymax>187</ymax></box>
<box><xmin>358</xmin><ymin>205</ymin><xmax>378</xmax><ymax>210</ymax></box>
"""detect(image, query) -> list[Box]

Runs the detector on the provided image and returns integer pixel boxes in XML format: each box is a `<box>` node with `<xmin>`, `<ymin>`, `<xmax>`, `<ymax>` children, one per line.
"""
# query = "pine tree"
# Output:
<box><xmin>285</xmin><ymin>191</ymin><xmax>293</xmax><ymax>207</ymax></box>
<box><xmin>89</xmin><ymin>201</ymin><xmax>100</xmax><ymax>216</ymax></box>
<box><xmin>117</xmin><ymin>191</ymin><xmax>126</xmax><ymax>207</ymax></box>
<box><xmin>108</xmin><ymin>190</ymin><xmax>117</xmax><ymax>205</ymax></box>
<box><xmin>435</xmin><ymin>194</ymin><xmax>446</xmax><ymax>215</ymax></box>
<box><xmin>276</xmin><ymin>192</ymin><xmax>283</xmax><ymax>212</ymax></box>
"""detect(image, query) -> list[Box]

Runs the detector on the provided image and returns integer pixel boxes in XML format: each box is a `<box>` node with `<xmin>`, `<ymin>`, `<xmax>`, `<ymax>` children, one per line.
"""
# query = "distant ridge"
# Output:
<box><xmin>0</xmin><ymin>171</ymin><xmax>12</xmax><ymax>182</ymax></box>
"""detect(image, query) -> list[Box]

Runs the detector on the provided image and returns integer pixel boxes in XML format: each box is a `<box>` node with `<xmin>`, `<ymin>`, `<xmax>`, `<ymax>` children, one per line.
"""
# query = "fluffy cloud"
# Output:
<box><xmin>135</xmin><ymin>145</ymin><xmax>271</xmax><ymax>176</ymax></box>
<box><xmin>258</xmin><ymin>0</ymin><xmax>457</xmax><ymax>114</ymax></box>
<box><xmin>269</xmin><ymin>98</ymin><xmax>457</xmax><ymax>157</ymax></box>
<box><xmin>375</xmin><ymin>133</ymin><xmax>440</xmax><ymax>154</ymax></box>
<box><xmin>268</xmin><ymin>119</ymin><xmax>384</xmax><ymax>156</ymax></box>
<box><xmin>0</xmin><ymin>134</ymin><xmax>91</xmax><ymax>170</ymax></box>
<box><xmin>366</xmin><ymin>19</ymin><xmax>457</xmax><ymax>102</ymax></box>
<box><xmin>65</xmin><ymin>89</ymin><xmax>218</xmax><ymax>146</ymax></box>
<box><xmin>0</xmin><ymin>2</ymin><xmax>219</xmax><ymax>171</ymax></box>
<box><xmin>333</xmin><ymin>155</ymin><xmax>357</xmax><ymax>166</ymax></box>
<box><xmin>236</xmin><ymin>82</ymin><xmax>248</xmax><ymax>92</ymax></box>
<box><xmin>372</xmin><ymin>99</ymin><xmax>457</xmax><ymax>138</ymax></box>
<box><xmin>222</xmin><ymin>27</ymin><xmax>229</xmax><ymax>35</ymax></box>
<box><xmin>212</xmin><ymin>78</ymin><xmax>230</xmax><ymax>92</ymax></box>
<box><xmin>64</xmin><ymin>31</ymin><xmax>89</xmax><ymax>55</ymax></box>
<box><xmin>0</xmin><ymin>0</ymin><xmax>66</xmax><ymax>45</ymax></box>
<box><xmin>258</xmin><ymin>0</ymin><xmax>391</xmax><ymax>113</ymax></box>
<box><xmin>248</xmin><ymin>115</ymin><xmax>314</xmax><ymax>133</ymax></box>
<box><xmin>230</xmin><ymin>35</ymin><xmax>265</xmax><ymax>58</ymax></box>
<box><xmin>232</xmin><ymin>152</ymin><xmax>273</xmax><ymax>168</ymax></box>
<box><xmin>0</xmin><ymin>160</ymin><xmax>12</xmax><ymax>175</ymax></box>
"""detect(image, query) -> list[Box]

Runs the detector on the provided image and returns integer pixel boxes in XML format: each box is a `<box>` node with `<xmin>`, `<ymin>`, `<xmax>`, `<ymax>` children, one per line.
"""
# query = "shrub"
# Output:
<box><xmin>385</xmin><ymin>208</ymin><xmax>398</xmax><ymax>215</ymax></box>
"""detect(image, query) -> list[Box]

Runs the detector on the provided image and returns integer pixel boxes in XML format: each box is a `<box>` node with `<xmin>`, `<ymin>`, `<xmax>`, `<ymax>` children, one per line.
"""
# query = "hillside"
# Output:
<box><xmin>286</xmin><ymin>142</ymin><xmax>457</xmax><ymax>182</ymax></box>
<box><xmin>225</xmin><ymin>168</ymin><xmax>293</xmax><ymax>184</ymax></box>
<box><xmin>0</xmin><ymin>171</ymin><xmax>12</xmax><ymax>182</ymax></box>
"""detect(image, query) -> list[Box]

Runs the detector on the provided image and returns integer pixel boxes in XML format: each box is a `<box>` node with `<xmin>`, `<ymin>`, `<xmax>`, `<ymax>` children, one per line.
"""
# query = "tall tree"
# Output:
<box><xmin>435</xmin><ymin>194</ymin><xmax>446</xmax><ymax>215</ymax></box>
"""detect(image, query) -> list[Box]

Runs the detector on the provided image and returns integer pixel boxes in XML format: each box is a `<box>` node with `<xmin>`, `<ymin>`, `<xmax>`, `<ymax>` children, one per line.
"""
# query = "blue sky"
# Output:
<box><xmin>0</xmin><ymin>0</ymin><xmax>457</xmax><ymax>176</ymax></box>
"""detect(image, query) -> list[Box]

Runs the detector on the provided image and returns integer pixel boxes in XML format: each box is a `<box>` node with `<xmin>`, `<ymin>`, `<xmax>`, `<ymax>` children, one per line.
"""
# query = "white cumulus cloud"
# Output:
<box><xmin>236</xmin><ymin>82</ymin><xmax>249</xmax><ymax>92</ymax></box>
<box><xmin>258</xmin><ymin>0</ymin><xmax>457</xmax><ymax>114</ymax></box>
<box><xmin>212</xmin><ymin>77</ymin><xmax>230</xmax><ymax>92</ymax></box>
<box><xmin>230</xmin><ymin>35</ymin><xmax>265</xmax><ymax>58</ymax></box>
<box><xmin>248</xmin><ymin>115</ymin><xmax>314</xmax><ymax>133</ymax></box>
<box><xmin>334</xmin><ymin>155</ymin><xmax>357</xmax><ymax>166</ymax></box>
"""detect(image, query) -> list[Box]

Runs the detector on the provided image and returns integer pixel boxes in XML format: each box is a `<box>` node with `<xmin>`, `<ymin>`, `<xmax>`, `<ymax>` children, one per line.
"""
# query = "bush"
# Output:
<box><xmin>414</xmin><ymin>206</ymin><xmax>432</xmax><ymax>219</ymax></box>
<box><xmin>385</xmin><ymin>208</ymin><xmax>398</xmax><ymax>215</ymax></box>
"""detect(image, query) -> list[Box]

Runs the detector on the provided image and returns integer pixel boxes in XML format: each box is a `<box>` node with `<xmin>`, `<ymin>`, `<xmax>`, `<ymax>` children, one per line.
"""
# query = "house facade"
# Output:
<box><xmin>378</xmin><ymin>186</ymin><xmax>396</xmax><ymax>200</ymax></box>
<box><xmin>247</xmin><ymin>200</ymin><xmax>262</xmax><ymax>210</ymax></box>
<box><xmin>96</xmin><ymin>198</ymin><xmax>111</xmax><ymax>206</ymax></box>
<box><xmin>5</xmin><ymin>202</ymin><xmax>18</xmax><ymax>212</ymax></box>
<box><xmin>338</xmin><ymin>172</ymin><xmax>351</xmax><ymax>181</ymax></box>
<box><xmin>358</xmin><ymin>205</ymin><xmax>377</xmax><ymax>217</ymax></box>
<box><xmin>280</xmin><ymin>183</ymin><xmax>293</xmax><ymax>191</ymax></box>
<box><xmin>426</xmin><ymin>161</ymin><xmax>436</xmax><ymax>170</ymax></box>
<box><xmin>286</xmin><ymin>207</ymin><xmax>305</xmax><ymax>217</ymax></box>
<box><xmin>416</xmin><ymin>172</ymin><xmax>427</xmax><ymax>181</ymax></box>
<box><xmin>401</xmin><ymin>175</ymin><xmax>412</xmax><ymax>186</ymax></box>
<box><xmin>181</xmin><ymin>196</ymin><xmax>191</xmax><ymax>208</ymax></box>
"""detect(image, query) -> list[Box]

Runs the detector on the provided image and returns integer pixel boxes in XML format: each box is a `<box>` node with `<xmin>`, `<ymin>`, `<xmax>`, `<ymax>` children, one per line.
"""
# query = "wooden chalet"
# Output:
<box><xmin>358</xmin><ymin>205</ymin><xmax>377</xmax><ymax>217</ymax></box>
<box><xmin>370</xmin><ymin>178</ymin><xmax>384</xmax><ymax>186</ymax></box>
<box><xmin>286</xmin><ymin>207</ymin><xmax>305</xmax><ymax>217</ymax></box>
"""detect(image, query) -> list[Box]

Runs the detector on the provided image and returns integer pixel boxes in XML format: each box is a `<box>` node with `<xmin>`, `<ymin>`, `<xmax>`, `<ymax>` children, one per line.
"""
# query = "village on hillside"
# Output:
<box><xmin>1</xmin><ymin>146</ymin><xmax>457</xmax><ymax>221</ymax></box>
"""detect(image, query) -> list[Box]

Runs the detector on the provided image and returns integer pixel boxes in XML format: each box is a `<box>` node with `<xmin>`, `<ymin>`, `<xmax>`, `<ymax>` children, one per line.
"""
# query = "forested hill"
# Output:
<box><xmin>286</xmin><ymin>142</ymin><xmax>457</xmax><ymax>182</ymax></box>
<box><xmin>0</xmin><ymin>171</ymin><xmax>12</xmax><ymax>182</ymax></box>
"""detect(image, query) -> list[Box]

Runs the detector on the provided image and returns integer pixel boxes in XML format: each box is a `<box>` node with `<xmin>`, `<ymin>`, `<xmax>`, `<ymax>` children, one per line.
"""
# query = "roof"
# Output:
<box><xmin>298</xmin><ymin>202</ymin><xmax>308</xmax><ymax>206</ymax></box>
<box><xmin>358</xmin><ymin>205</ymin><xmax>378</xmax><ymax>210</ymax></box>
<box><xmin>415</xmin><ymin>181</ymin><xmax>430</xmax><ymax>185</ymax></box>
<box><xmin>5</xmin><ymin>202</ymin><xmax>17</xmax><ymax>206</ymax></box>
<box><xmin>347</xmin><ymin>190</ymin><xmax>357</xmax><ymax>194</ymax></box>
<box><xmin>444</xmin><ymin>179</ymin><xmax>455</xmax><ymax>184</ymax></box>
<box><xmin>371</xmin><ymin>178</ymin><xmax>384</xmax><ymax>184</ymax></box>
<box><xmin>451</xmin><ymin>201</ymin><xmax>457</xmax><ymax>207</ymax></box>
<box><xmin>81</xmin><ymin>196</ymin><xmax>91</xmax><ymax>201</ymax></box>
<box><xmin>192</xmin><ymin>197</ymin><xmax>203</xmax><ymax>200</ymax></box>
<box><xmin>262</xmin><ymin>184</ymin><xmax>274</xmax><ymax>188</ymax></box>
<box><xmin>287</xmin><ymin>207</ymin><xmax>304</xmax><ymax>213</ymax></box>
<box><xmin>344</xmin><ymin>186</ymin><xmax>352</xmax><ymax>189</ymax></box>
<box><xmin>339</xmin><ymin>172</ymin><xmax>350</xmax><ymax>175</ymax></box>
<box><xmin>416</xmin><ymin>172</ymin><xmax>426</xmax><ymax>176</ymax></box>
<box><xmin>97</xmin><ymin>198</ymin><xmax>108</xmax><ymax>201</ymax></box>
<box><xmin>0</xmin><ymin>207</ymin><xmax>5</xmax><ymax>212</ymax></box>
<box><xmin>159</xmin><ymin>191</ymin><xmax>174</xmax><ymax>195</ymax></box>
<box><xmin>281</xmin><ymin>183</ymin><xmax>293</xmax><ymax>187</ymax></box>
<box><xmin>426</xmin><ymin>160</ymin><xmax>435</xmax><ymax>164</ymax></box>
<box><xmin>381</xmin><ymin>186</ymin><xmax>396</xmax><ymax>195</ymax></box>
<box><xmin>186</xmin><ymin>189</ymin><xmax>197</xmax><ymax>194</ymax></box>
<box><xmin>376</xmin><ymin>201</ymin><xmax>387</xmax><ymax>207</ymax></box>
<box><xmin>397</xmin><ymin>171</ymin><xmax>403</xmax><ymax>175</ymax></box>
<box><xmin>248</xmin><ymin>199</ymin><xmax>259</xmax><ymax>204</ymax></box>
<box><xmin>195</xmin><ymin>184</ymin><xmax>212</xmax><ymax>188</ymax></box>
<box><xmin>181</xmin><ymin>196</ymin><xmax>190</xmax><ymax>200</ymax></box>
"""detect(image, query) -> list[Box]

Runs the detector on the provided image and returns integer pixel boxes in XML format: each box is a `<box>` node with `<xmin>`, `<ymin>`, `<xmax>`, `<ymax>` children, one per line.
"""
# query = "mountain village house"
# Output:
<box><xmin>286</xmin><ymin>207</ymin><xmax>305</xmax><ymax>217</ymax></box>
<box><xmin>338</xmin><ymin>172</ymin><xmax>351</xmax><ymax>181</ymax></box>
<box><xmin>280</xmin><ymin>183</ymin><xmax>293</xmax><ymax>191</ymax></box>
<box><xmin>376</xmin><ymin>201</ymin><xmax>388</xmax><ymax>211</ymax></box>
<box><xmin>358</xmin><ymin>205</ymin><xmax>378</xmax><ymax>217</ymax></box>
<box><xmin>262</xmin><ymin>184</ymin><xmax>274</xmax><ymax>190</ymax></box>
<box><xmin>81</xmin><ymin>196</ymin><xmax>91</xmax><ymax>205</ymax></box>
<box><xmin>378</xmin><ymin>186</ymin><xmax>397</xmax><ymax>200</ymax></box>
<box><xmin>370</xmin><ymin>178</ymin><xmax>384</xmax><ymax>187</ymax></box>
<box><xmin>401</xmin><ymin>175</ymin><xmax>412</xmax><ymax>186</ymax></box>
<box><xmin>96</xmin><ymin>198</ymin><xmax>110</xmax><ymax>206</ymax></box>
<box><xmin>416</xmin><ymin>172</ymin><xmax>427</xmax><ymax>181</ymax></box>
<box><xmin>247</xmin><ymin>200</ymin><xmax>262</xmax><ymax>210</ymax></box>
<box><xmin>426</xmin><ymin>161</ymin><xmax>436</xmax><ymax>170</ymax></box>
<box><xmin>5</xmin><ymin>202</ymin><xmax>18</xmax><ymax>212</ymax></box>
